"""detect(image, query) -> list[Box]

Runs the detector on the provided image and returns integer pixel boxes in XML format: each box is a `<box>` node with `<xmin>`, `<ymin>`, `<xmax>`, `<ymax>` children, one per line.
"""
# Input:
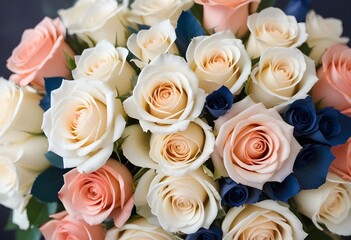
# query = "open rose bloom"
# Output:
<box><xmin>3</xmin><ymin>0</ymin><xmax>351</xmax><ymax>239</ymax></box>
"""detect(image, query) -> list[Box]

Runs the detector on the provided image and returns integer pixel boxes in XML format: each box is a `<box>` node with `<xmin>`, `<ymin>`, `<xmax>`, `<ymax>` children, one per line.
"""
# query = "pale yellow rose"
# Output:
<box><xmin>134</xmin><ymin>169</ymin><xmax>220</xmax><ymax>234</ymax></box>
<box><xmin>247</xmin><ymin>47</ymin><xmax>318</xmax><ymax>112</ymax></box>
<box><xmin>246</xmin><ymin>7</ymin><xmax>308</xmax><ymax>59</ymax></box>
<box><xmin>186</xmin><ymin>31</ymin><xmax>251</xmax><ymax>94</ymax></box>
<box><xmin>295</xmin><ymin>173</ymin><xmax>351</xmax><ymax>236</ymax></box>
<box><xmin>72</xmin><ymin>40</ymin><xmax>135</xmax><ymax>96</ymax></box>
<box><xmin>127</xmin><ymin>20</ymin><xmax>178</xmax><ymax>69</ymax></box>
<box><xmin>121</xmin><ymin>118</ymin><xmax>214</xmax><ymax>176</ymax></box>
<box><xmin>306</xmin><ymin>10</ymin><xmax>349</xmax><ymax>63</ymax></box>
<box><xmin>222</xmin><ymin>200</ymin><xmax>307</xmax><ymax>240</ymax></box>
<box><xmin>58</xmin><ymin>0</ymin><xmax>129</xmax><ymax>46</ymax></box>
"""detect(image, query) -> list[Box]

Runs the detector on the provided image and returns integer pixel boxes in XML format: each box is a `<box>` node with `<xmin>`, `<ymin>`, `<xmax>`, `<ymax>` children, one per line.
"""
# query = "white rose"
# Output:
<box><xmin>128</xmin><ymin>0</ymin><xmax>193</xmax><ymax>27</ymax></box>
<box><xmin>121</xmin><ymin>118</ymin><xmax>214</xmax><ymax>176</ymax></box>
<box><xmin>222</xmin><ymin>200</ymin><xmax>307</xmax><ymax>240</ymax></box>
<box><xmin>105</xmin><ymin>217</ymin><xmax>175</xmax><ymax>240</ymax></box>
<box><xmin>123</xmin><ymin>54</ymin><xmax>206</xmax><ymax>133</ymax></box>
<box><xmin>134</xmin><ymin>169</ymin><xmax>220</xmax><ymax>234</ymax></box>
<box><xmin>42</xmin><ymin>79</ymin><xmax>126</xmax><ymax>173</ymax></box>
<box><xmin>246</xmin><ymin>7</ymin><xmax>308</xmax><ymax>59</ymax></box>
<box><xmin>127</xmin><ymin>20</ymin><xmax>178</xmax><ymax>69</ymax></box>
<box><xmin>295</xmin><ymin>172</ymin><xmax>351</xmax><ymax>236</ymax></box>
<box><xmin>0</xmin><ymin>135</ymin><xmax>49</xmax><ymax>210</ymax></box>
<box><xmin>72</xmin><ymin>40</ymin><xmax>135</xmax><ymax>96</ymax></box>
<box><xmin>0</xmin><ymin>78</ymin><xmax>43</xmax><ymax>141</ymax></box>
<box><xmin>247</xmin><ymin>47</ymin><xmax>318</xmax><ymax>112</ymax></box>
<box><xmin>306</xmin><ymin>10</ymin><xmax>349</xmax><ymax>63</ymax></box>
<box><xmin>186</xmin><ymin>31</ymin><xmax>251</xmax><ymax>94</ymax></box>
<box><xmin>12</xmin><ymin>195</ymin><xmax>30</xmax><ymax>230</ymax></box>
<box><xmin>58</xmin><ymin>0</ymin><xmax>129</xmax><ymax>46</ymax></box>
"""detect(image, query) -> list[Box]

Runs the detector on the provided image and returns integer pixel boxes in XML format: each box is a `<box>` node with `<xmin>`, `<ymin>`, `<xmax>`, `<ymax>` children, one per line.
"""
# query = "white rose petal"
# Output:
<box><xmin>0</xmin><ymin>78</ymin><xmax>43</xmax><ymax>141</ymax></box>
<box><xmin>58</xmin><ymin>0</ymin><xmax>129</xmax><ymax>46</ymax></box>
<box><xmin>187</xmin><ymin>31</ymin><xmax>251</xmax><ymax>94</ymax></box>
<box><xmin>42</xmin><ymin>79</ymin><xmax>126</xmax><ymax>173</ymax></box>
<box><xmin>73</xmin><ymin>40</ymin><xmax>135</xmax><ymax>95</ymax></box>
<box><xmin>222</xmin><ymin>200</ymin><xmax>307</xmax><ymax>240</ymax></box>
<box><xmin>135</xmin><ymin>169</ymin><xmax>220</xmax><ymax>234</ymax></box>
<box><xmin>246</xmin><ymin>7</ymin><xmax>308</xmax><ymax>59</ymax></box>
<box><xmin>123</xmin><ymin>54</ymin><xmax>205</xmax><ymax>133</ymax></box>
<box><xmin>295</xmin><ymin>172</ymin><xmax>351</xmax><ymax>236</ymax></box>
<box><xmin>306</xmin><ymin>10</ymin><xmax>349</xmax><ymax>63</ymax></box>
<box><xmin>248</xmin><ymin>47</ymin><xmax>318</xmax><ymax>112</ymax></box>
<box><xmin>127</xmin><ymin>20</ymin><xmax>178</xmax><ymax>68</ymax></box>
<box><xmin>128</xmin><ymin>0</ymin><xmax>193</xmax><ymax>27</ymax></box>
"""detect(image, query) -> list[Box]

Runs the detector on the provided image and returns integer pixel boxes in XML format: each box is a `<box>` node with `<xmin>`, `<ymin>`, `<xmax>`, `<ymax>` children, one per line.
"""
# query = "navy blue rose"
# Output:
<box><xmin>205</xmin><ymin>86</ymin><xmax>234</xmax><ymax>119</ymax></box>
<box><xmin>39</xmin><ymin>77</ymin><xmax>64</xmax><ymax>111</ymax></box>
<box><xmin>220</xmin><ymin>178</ymin><xmax>261</xmax><ymax>207</ymax></box>
<box><xmin>263</xmin><ymin>174</ymin><xmax>300</xmax><ymax>202</ymax></box>
<box><xmin>283</xmin><ymin>96</ymin><xmax>318</xmax><ymax>136</ymax></box>
<box><xmin>308</xmin><ymin>107</ymin><xmax>351</xmax><ymax>146</ymax></box>
<box><xmin>283</xmin><ymin>0</ymin><xmax>313</xmax><ymax>22</ymax></box>
<box><xmin>185</xmin><ymin>225</ymin><xmax>222</xmax><ymax>240</ymax></box>
<box><xmin>293</xmin><ymin>144</ymin><xmax>335</xmax><ymax>189</ymax></box>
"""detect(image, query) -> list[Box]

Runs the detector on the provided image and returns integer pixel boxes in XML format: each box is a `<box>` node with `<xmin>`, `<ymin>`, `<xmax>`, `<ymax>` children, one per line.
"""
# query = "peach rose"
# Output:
<box><xmin>40</xmin><ymin>211</ymin><xmax>105</xmax><ymax>240</ymax></box>
<box><xmin>7</xmin><ymin>17</ymin><xmax>73</xmax><ymax>91</ymax></box>
<box><xmin>195</xmin><ymin>0</ymin><xmax>260</xmax><ymax>37</ymax></box>
<box><xmin>311</xmin><ymin>44</ymin><xmax>351</xmax><ymax>117</ymax></box>
<box><xmin>58</xmin><ymin>159</ymin><xmax>134</xmax><ymax>227</ymax></box>
<box><xmin>212</xmin><ymin>96</ymin><xmax>301</xmax><ymax>189</ymax></box>
<box><xmin>330</xmin><ymin>138</ymin><xmax>351</xmax><ymax>181</ymax></box>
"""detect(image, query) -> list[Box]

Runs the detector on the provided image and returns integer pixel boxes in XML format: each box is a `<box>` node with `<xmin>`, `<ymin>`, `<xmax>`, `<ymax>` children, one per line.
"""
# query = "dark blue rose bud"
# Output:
<box><xmin>308</xmin><ymin>107</ymin><xmax>351</xmax><ymax>146</ymax></box>
<box><xmin>220</xmin><ymin>178</ymin><xmax>261</xmax><ymax>207</ymax></box>
<box><xmin>283</xmin><ymin>96</ymin><xmax>318</xmax><ymax>136</ymax></box>
<box><xmin>263</xmin><ymin>174</ymin><xmax>300</xmax><ymax>202</ymax></box>
<box><xmin>284</xmin><ymin>0</ymin><xmax>313</xmax><ymax>22</ymax></box>
<box><xmin>205</xmin><ymin>86</ymin><xmax>234</xmax><ymax>119</ymax></box>
<box><xmin>293</xmin><ymin>144</ymin><xmax>335</xmax><ymax>189</ymax></box>
<box><xmin>185</xmin><ymin>225</ymin><xmax>222</xmax><ymax>240</ymax></box>
<box><xmin>40</xmin><ymin>77</ymin><xmax>64</xmax><ymax>111</ymax></box>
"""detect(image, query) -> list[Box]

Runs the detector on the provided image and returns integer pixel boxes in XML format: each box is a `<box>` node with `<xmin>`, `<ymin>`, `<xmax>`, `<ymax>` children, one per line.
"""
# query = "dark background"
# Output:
<box><xmin>0</xmin><ymin>0</ymin><xmax>351</xmax><ymax>239</ymax></box>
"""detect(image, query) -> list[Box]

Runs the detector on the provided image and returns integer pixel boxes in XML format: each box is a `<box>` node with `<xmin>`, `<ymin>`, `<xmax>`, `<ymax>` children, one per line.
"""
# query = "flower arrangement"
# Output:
<box><xmin>1</xmin><ymin>0</ymin><xmax>351</xmax><ymax>239</ymax></box>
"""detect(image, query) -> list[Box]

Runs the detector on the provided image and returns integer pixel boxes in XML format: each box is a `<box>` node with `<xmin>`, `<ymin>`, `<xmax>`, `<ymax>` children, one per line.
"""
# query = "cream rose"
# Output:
<box><xmin>58</xmin><ymin>0</ymin><xmax>129</xmax><ymax>46</ymax></box>
<box><xmin>123</xmin><ymin>54</ymin><xmax>206</xmax><ymax>133</ymax></box>
<box><xmin>186</xmin><ymin>31</ymin><xmax>251</xmax><ymax>94</ymax></box>
<box><xmin>222</xmin><ymin>200</ymin><xmax>307</xmax><ymax>240</ymax></box>
<box><xmin>127</xmin><ymin>20</ymin><xmax>178</xmax><ymax>69</ymax></box>
<box><xmin>134</xmin><ymin>169</ymin><xmax>220</xmax><ymax>234</ymax></box>
<box><xmin>0</xmin><ymin>78</ymin><xmax>43</xmax><ymax>141</ymax></box>
<box><xmin>306</xmin><ymin>11</ymin><xmax>349</xmax><ymax>63</ymax></box>
<box><xmin>0</xmin><ymin>135</ymin><xmax>50</xmax><ymax>211</ymax></box>
<box><xmin>72</xmin><ymin>40</ymin><xmax>135</xmax><ymax>96</ymax></box>
<box><xmin>247</xmin><ymin>47</ymin><xmax>318</xmax><ymax>111</ymax></box>
<box><xmin>121</xmin><ymin>118</ymin><xmax>214</xmax><ymax>176</ymax></box>
<box><xmin>128</xmin><ymin>0</ymin><xmax>193</xmax><ymax>27</ymax></box>
<box><xmin>42</xmin><ymin>79</ymin><xmax>126</xmax><ymax>173</ymax></box>
<box><xmin>246</xmin><ymin>7</ymin><xmax>308</xmax><ymax>59</ymax></box>
<box><xmin>212</xmin><ymin>97</ymin><xmax>301</xmax><ymax>189</ymax></box>
<box><xmin>295</xmin><ymin>173</ymin><xmax>351</xmax><ymax>236</ymax></box>
<box><xmin>105</xmin><ymin>217</ymin><xmax>175</xmax><ymax>240</ymax></box>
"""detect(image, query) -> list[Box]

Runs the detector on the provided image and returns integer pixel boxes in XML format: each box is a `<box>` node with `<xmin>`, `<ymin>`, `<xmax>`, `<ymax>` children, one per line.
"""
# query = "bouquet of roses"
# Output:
<box><xmin>1</xmin><ymin>0</ymin><xmax>351</xmax><ymax>239</ymax></box>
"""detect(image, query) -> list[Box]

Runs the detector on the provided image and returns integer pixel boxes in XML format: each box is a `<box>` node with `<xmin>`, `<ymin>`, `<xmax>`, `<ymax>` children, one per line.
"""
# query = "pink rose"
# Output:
<box><xmin>7</xmin><ymin>17</ymin><xmax>74</xmax><ymax>90</ymax></box>
<box><xmin>194</xmin><ymin>0</ymin><xmax>260</xmax><ymax>37</ymax></box>
<box><xmin>58</xmin><ymin>159</ymin><xmax>134</xmax><ymax>227</ymax></box>
<box><xmin>40</xmin><ymin>211</ymin><xmax>105</xmax><ymax>240</ymax></box>
<box><xmin>330</xmin><ymin>138</ymin><xmax>351</xmax><ymax>181</ymax></box>
<box><xmin>311</xmin><ymin>44</ymin><xmax>351</xmax><ymax>117</ymax></box>
<box><xmin>212</xmin><ymin>97</ymin><xmax>301</xmax><ymax>189</ymax></box>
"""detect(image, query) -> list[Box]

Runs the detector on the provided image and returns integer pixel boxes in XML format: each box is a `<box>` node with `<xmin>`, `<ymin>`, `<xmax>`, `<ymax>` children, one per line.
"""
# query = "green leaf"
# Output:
<box><xmin>305</xmin><ymin>227</ymin><xmax>334</xmax><ymax>240</ymax></box>
<box><xmin>26</xmin><ymin>197</ymin><xmax>57</xmax><ymax>227</ymax></box>
<box><xmin>15</xmin><ymin>227</ymin><xmax>42</xmax><ymax>240</ymax></box>
<box><xmin>299</xmin><ymin>42</ymin><xmax>313</xmax><ymax>56</ymax></box>
<box><xmin>257</xmin><ymin>0</ymin><xmax>276</xmax><ymax>12</ymax></box>
<box><xmin>64</xmin><ymin>51</ymin><xmax>76</xmax><ymax>71</ymax></box>
<box><xmin>4</xmin><ymin>212</ymin><xmax>17</xmax><ymax>231</ymax></box>
<box><xmin>31</xmin><ymin>167</ymin><xmax>70</xmax><ymax>202</ymax></box>
<box><xmin>191</xmin><ymin>3</ymin><xmax>203</xmax><ymax>23</ymax></box>
<box><xmin>45</xmin><ymin>151</ymin><xmax>64</xmax><ymax>169</ymax></box>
